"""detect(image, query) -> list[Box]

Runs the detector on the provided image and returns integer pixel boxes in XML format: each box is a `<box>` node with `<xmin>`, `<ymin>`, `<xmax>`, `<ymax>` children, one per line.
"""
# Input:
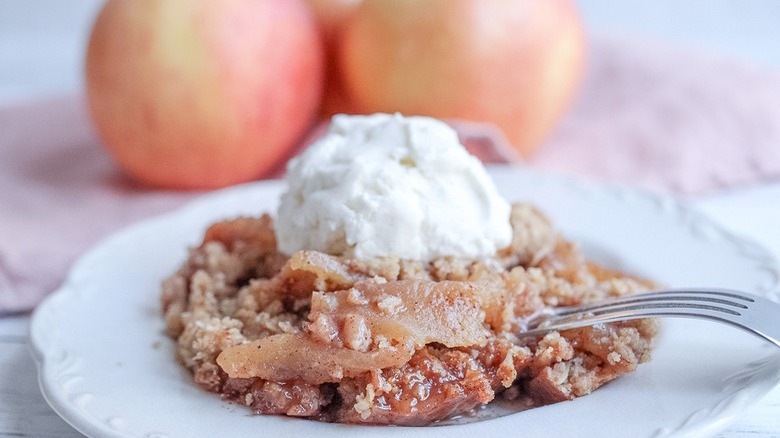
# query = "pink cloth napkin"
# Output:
<box><xmin>0</xmin><ymin>97</ymin><xmax>199</xmax><ymax>313</ymax></box>
<box><xmin>533</xmin><ymin>37</ymin><xmax>780</xmax><ymax>192</ymax></box>
<box><xmin>2</xmin><ymin>37</ymin><xmax>780</xmax><ymax>313</ymax></box>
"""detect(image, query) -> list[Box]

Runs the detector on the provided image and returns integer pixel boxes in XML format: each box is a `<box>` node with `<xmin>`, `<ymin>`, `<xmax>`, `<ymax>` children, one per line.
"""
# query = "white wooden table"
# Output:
<box><xmin>3</xmin><ymin>184</ymin><xmax>779</xmax><ymax>437</ymax></box>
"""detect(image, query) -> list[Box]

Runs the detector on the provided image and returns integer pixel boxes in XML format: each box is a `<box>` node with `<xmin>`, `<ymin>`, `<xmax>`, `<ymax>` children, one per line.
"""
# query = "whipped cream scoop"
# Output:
<box><xmin>275</xmin><ymin>113</ymin><xmax>512</xmax><ymax>261</ymax></box>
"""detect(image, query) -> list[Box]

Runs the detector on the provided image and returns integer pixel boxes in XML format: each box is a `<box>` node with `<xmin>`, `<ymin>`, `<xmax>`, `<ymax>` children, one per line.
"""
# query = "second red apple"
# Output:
<box><xmin>337</xmin><ymin>0</ymin><xmax>585</xmax><ymax>156</ymax></box>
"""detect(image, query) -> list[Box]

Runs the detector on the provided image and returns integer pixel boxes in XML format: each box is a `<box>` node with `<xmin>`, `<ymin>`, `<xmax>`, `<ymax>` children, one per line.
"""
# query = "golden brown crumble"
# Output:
<box><xmin>161</xmin><ymin>203</ymin><xmax>658</xmax><ymax>425</ymax></box>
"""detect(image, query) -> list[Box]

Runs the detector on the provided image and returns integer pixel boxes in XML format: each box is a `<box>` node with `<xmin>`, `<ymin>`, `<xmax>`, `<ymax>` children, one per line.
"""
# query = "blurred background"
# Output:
<box><xmin>1</xmin><ymin>0</ymin><xmax>780</xmax><ymax>292</ymax></box>
<box><xmin>2</xmin><ymin>0</ymin><xmax>780</xmax><ymax>106</ymax></box>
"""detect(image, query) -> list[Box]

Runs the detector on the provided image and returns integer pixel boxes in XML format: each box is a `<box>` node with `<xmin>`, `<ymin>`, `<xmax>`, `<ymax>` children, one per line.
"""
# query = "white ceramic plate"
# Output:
<box><xmin>30</xmin><ymin>166</ymin><xmax>780</xmax><ymax>438</ymax></box>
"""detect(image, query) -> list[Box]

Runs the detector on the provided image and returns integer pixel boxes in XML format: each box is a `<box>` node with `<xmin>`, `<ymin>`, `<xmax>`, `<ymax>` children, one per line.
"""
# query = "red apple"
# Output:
<box><xmin>303</xmin><ymin>0</ymin><xmax>362</xmax><ymax>116</ymax></box>
<box><xmin>338</xmin><ymin>0</ymin><xmax>585</xmax><ymax>156</ymax></box>
<box><xmin>86</xmin><ymin>0</ymin><xmax>324</xmax><ymax>189</ymax></box>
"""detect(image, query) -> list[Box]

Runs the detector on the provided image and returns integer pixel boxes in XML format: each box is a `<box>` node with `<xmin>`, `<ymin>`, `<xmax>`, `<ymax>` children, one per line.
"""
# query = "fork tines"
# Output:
<box><xmin>555</xmin><ymin>289</ymin><xmax>754</xmax><ymax>319</ymax></box>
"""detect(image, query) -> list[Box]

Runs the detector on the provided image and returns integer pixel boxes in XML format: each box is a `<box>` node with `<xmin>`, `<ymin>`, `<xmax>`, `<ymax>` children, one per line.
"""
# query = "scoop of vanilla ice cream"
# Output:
<box><xmin>275</xmin><ymin>113</ymin><xmax>512</xmax><ymax>261</ymax></box>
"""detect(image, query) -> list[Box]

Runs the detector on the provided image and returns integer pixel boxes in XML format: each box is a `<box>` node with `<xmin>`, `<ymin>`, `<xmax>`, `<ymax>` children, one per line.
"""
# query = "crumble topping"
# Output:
<box><xmin>162</xmin><ymin>203</ymin><xmax>658</xmax><ymax>425</ymax></box>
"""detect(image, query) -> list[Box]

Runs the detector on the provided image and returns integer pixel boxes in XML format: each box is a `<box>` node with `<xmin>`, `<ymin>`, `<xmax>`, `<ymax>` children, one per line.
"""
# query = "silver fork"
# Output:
<box><xmin>522</xmin><ymin>288</ymin><xmax>780</xmax><ymax>348</ymax></box>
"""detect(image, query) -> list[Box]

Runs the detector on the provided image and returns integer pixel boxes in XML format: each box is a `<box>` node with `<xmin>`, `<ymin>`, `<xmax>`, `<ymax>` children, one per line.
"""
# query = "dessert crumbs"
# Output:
<box><xmin>161</xmin><ymin>203</ymin><xmax>658</xmax><ymax>425</ymax></box>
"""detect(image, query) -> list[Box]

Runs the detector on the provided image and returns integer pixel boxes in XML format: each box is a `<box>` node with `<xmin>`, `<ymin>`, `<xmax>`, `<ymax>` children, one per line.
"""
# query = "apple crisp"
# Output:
<box><xmin>161</xmin><ymin>203</ymin><xmax>657</xmax><ymax>425</ymax></box>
